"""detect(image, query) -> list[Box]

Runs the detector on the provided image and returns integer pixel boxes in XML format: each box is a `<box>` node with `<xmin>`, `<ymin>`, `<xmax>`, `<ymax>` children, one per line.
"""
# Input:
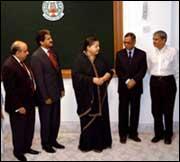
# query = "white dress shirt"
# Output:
<box><xmin>41</xmin><ymin>46</ymin><xmax>49</xmax><ymax>56</ymax></box>
<box><xmin>147</xmin><ymin>45</ymin><xmax>179</xmax><ymax>80</ymax></box>
<box><xmin>126</xmin><ymin>48</ymin><xmax>135</xmax><ymax>58</ymax></box>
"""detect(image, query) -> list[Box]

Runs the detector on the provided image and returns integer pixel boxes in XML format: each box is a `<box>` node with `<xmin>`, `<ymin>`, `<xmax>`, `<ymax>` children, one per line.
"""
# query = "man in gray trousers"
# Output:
<box><xmin>31</xmin><ymin>29</ymin><xmax>65</xmax><ymax>153</ymax></box>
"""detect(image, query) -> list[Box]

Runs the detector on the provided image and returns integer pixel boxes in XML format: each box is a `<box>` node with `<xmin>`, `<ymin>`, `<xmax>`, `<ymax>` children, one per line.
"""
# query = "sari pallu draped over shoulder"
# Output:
<box><xmin>72</xmin><ymin>53</ymin><xmax>113</xmax><ymax>132</ymax></box>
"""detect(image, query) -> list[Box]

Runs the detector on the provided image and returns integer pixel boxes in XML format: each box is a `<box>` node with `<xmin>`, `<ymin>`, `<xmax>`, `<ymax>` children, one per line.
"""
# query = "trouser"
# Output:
<box><xmin>150</xmin><ymin>75</ymin><xmax>177</xmax><ymax>138</ymax></box>
<box><xmin>39</xmin><ymin>100</ymin><xmax>60</xmax><ymax>147</ymax></box>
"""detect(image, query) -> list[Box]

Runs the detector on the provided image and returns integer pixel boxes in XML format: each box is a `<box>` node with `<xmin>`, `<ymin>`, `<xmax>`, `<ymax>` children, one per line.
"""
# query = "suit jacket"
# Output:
<box><xmin>115</xmin><ymin>47</ymin><xmax>147</xmax><ymax>95</ymax></box>
<box><xmin>2</xmin><ymin>56</ymin><xmax>35</xmax><ymax>114</ymax></box>
<box><xmin>30</xmin><ymin>47</ymin><xmax>64</xmax><ymax>104</ymax></box>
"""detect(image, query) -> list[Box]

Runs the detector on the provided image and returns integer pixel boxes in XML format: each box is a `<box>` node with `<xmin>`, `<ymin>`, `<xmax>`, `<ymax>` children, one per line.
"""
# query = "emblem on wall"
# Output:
<box><xmin>42</xmin><ymin>1</ymin><xmax>64</xmax><ymax>21</ymax></box>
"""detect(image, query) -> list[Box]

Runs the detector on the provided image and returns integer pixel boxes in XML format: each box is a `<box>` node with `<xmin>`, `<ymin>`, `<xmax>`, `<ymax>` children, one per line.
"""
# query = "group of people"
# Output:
<box><xmin>1</xmin><ymin>29</ymin><xmax>178</xmax><ymax>161</ymax></box>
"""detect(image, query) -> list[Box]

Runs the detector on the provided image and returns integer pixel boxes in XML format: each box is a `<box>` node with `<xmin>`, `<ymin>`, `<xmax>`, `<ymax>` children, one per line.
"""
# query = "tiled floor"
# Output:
<box><xmin>1</xmin><ymin>122</ymin><xmax>179</xmax><ymax>161</ymax></box>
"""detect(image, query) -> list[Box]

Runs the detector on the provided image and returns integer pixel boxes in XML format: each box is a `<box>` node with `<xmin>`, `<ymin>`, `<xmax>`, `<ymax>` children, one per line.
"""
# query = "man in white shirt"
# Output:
<box><xmin>147</xmin><ymin>30</ymin><xmax>179</xmax><ymax>144</ymax></box>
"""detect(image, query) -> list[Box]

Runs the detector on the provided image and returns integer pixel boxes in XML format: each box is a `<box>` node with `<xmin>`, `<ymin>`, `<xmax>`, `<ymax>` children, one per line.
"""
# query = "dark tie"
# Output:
<box><xmin>48</xmin><ymin>50</ymin><xmax>62</xmax><ymax>78</ymax></box>
<box><xmin>48</xmin><ymin>49</ymin><xmax>58</xmax><ymax>69</ymax></box>
<box><xmin>128</xmin><ymin>51</ymin><xmax>132</xmax><ymax>64</ymax></box>
<box><xmin>20</xmin><ymin>62</ymin><xmax>35</xmax><ymax>92</ymax></box>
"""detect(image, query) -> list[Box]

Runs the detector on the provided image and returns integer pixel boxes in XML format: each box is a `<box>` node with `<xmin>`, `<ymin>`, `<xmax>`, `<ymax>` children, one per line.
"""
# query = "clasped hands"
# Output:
<box><xmin>93</xmin><ymin>73</ymin><xmax>111</xmax><ymax>86</ymax></box>
<box><xmin>45</xmin><ymin>91</ymin><xmax>65</xmax><ymax>105</ymax></box>
<box><xmin>127</xmin><ymin>79</ymin><xmax>136</xmax><ymax>89</ymax></box>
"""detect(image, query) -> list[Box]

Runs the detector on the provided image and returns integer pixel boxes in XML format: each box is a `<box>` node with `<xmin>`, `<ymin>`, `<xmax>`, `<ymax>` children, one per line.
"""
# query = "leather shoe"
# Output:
<box><xmin>164</xmin><ymin>138</ymin><xmax>172</xmax><ymax>145</ymax></box>
<box><xmin>93</xmin><ymin>149</ymin><xmax>103</xmax><ymax>153</ymax></box>
<box><xmin>26</xmin><ymin>148</ymin><xmax>40</xmax><ymax>154</ymax></box>
<box><xmin>120</xmin><ymin>136</ymin><xmax>127</xmax><ymax>144</ymax></box>
<box><xmin>43</xmin><ymin>145</ymin><xmax>56</xmax><ymax>153</ymax></box>
<box><xmin>129</xmin><ymin>136</ymin><xmax>141</xmax><ymax>142</ymax></box>
<box><xmin>151</xmin><ymin>136</ymin><xmax>164</xmax><ymax>143</ymax></box>
<box><xmin>52</xmin><ymin>142</ymin><xmax>65</xmax><ymax>149</ymax></box>
<box><xmin>14</xmin><ymin>154</ymin><xmax>27</xmax><ymax>161</ymax></box>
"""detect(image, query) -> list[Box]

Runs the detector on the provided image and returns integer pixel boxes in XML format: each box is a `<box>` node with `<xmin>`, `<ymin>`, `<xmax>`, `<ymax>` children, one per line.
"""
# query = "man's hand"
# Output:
<box><xmin>127</xmin><ymin>79</ymin><xmax>136</xmax><ymax>89</ymax></box>
<box><xmin>45</xmin><ymin>98</ymin><xmax>53</xmax><ymax>105</ymax></box>
<box><xmin>1</xmin><ymin>109</ymin><xmax>4</xmax><ymax>119</ymax></box>
<box><xmin>93</xmin><ymin>77</ymin><xmax>104</xmax><ymax>86</ymax></box>
<box><xmin>61</xmin><ymin>91</ymin><xmax>65</xmax><ymax>98</ymax></box>
<box><xmin>16</xmin><ymin>107</ymin><xmax>26</xmax><ymax>115</ymax></box>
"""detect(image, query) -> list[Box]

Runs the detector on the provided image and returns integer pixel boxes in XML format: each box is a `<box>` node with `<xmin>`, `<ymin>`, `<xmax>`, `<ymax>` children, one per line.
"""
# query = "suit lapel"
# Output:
<box><xmin>123</xmin><ymin>50</ymin><xmax>129</xmax><ymax>64</ymax></box>
<box><xmin>11</xmin><ymin>56</ymin><xmax>29</xmax><ymax>78</ymax></box>
<box><xmin>38</xmin><ymin>47</ymin><xmax>59</xmax><ymax>72</ymax></box>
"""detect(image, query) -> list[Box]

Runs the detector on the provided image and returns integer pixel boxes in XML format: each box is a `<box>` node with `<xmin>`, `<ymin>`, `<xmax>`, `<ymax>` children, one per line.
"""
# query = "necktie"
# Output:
<box><xmin>48</xmin><ymin>50</ymin><xmax>58</xmax><ymax>69</ymax></box>
<box><xmin>47</xmin><ymin>50</ymin><xmax>63</xmax><ymax>78</ymax></box>
<box><xmin>20</xmin><ymin>62</ymin><xmax>36</xmax><ymax>92</ymax></box>
<box><xmin>128</xmin><ymin>51</ymin><xmax>132</xmax><ymax>64</ymax></box>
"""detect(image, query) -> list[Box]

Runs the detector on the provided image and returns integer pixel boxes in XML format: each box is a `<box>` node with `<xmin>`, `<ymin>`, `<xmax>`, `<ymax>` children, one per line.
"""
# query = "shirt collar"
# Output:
<box><xmin>12</xmin><ymin>55</ymin><xmax>21</xmax><ymax>64</ymax></box>
<box><xmin>155</xmin><ymin>45</ymin><xmax>167</xmax><ymax>53</ymax></box>
<box><xmin>126</xmin><ymin>48</ymin><xmax>135</xmax><ymax>54</ymax></box>
<box><xmin>126</xmin><ymin>47</ymin><xmax>135</xmax><ymax>56</ymax></box>
<box><xmin>41</xmin><ymin>46</ymin><xmax>49</xmax><ymax>54</ymax></box>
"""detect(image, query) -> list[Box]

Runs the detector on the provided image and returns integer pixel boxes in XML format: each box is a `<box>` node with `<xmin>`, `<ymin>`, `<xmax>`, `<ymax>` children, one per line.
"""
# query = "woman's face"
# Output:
<box><xmin>87</xmin><ymin>41</ymin><xmax>100</xmax><ymax>55</ymax></box>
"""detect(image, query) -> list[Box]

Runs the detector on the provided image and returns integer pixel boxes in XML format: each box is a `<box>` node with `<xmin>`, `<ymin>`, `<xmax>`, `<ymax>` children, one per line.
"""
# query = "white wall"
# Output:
<box><xmin>171</xmin><ymin>1</ymin><xmax>179</xmax><ymax>122</ymax></box>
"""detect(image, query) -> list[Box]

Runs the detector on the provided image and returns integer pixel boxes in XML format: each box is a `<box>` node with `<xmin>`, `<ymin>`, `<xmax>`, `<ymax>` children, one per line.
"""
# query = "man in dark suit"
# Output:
<box><xmin>2</xmin><ymin>41</ymin><xmax>39</xmax><ymax>161</ymax></box>
<box><xmin>30</xmin><ymin>29</ymin><xmax>65</xmax><ymax>153</ymax></box>
<box><xmin>115</xmin><ymin>33</ymin><xmax>147</xmax><ymax>144</ymax></box>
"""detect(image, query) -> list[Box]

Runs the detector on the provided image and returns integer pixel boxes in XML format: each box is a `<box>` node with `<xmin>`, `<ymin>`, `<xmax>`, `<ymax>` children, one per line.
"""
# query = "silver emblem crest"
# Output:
<box><xmin>42</xmin><ymin>1</ymin><xmax>64</xmax><ymax>21</ymax></box>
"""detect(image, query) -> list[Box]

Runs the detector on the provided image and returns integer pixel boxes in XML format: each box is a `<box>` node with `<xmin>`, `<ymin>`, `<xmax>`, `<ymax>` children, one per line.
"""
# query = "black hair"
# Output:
<box><xmin>124</xmin><ymin>32</ymin><xmax>136</xmax><ymax>41</ymax></box>
<box><xmin>36</xmin><ymin>29</ymin><xmax>51</xmax><ymax>46</ymax></box>
<box><xmin>82</xmin><ymin>36</ymin><xmax>99</xmax><ymax>52</ymax></box>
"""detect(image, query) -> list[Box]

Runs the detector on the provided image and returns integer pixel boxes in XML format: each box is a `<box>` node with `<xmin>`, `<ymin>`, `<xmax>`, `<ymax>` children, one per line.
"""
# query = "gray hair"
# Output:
<box><xmin>153</xmin><ymin>30</ymin><xmax>167</xmax><ymax>41</ymax></box>
<box><xmin>10</xmin><ymin>40</ymin><xmax>26</xmax><ymax>55</ymax></box>
<box><xmin>124</xmin><ymin>32</ymin><xmax>136</xmax><ymax>41</ymax></box>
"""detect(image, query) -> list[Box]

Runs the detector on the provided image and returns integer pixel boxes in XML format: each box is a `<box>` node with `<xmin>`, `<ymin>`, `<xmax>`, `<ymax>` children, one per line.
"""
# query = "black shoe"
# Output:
<box><xmin>120</xmin><ymin>136</ymin><xmax>127</xmax><ymax>144</ymax></box>
<box><xmin>42</xmin><ymin>145</ymin><xmax>56</xmax><ymax>153</ymax></box>
<box><xmin>129</xmin><ymin>136</ymin><xmax>141</xmax><ymax>142</ymax></box>
<box><xmin>52</xmin><ymin>142</ymin><xmax>65</xmax><ymax>149</ymax></box>
<box><xmin>79</xmin><ymin>149</ymin><xmax>92</xmax><ymax>153</ymax></box>
<box><xmin>164</xmin><ymin>138</ymin><xmax>172</xmax><ymax>145</ymax></box>
<box><xmin>151</xmin><ymin>136</ymin><xmax>164</xmax><ymax>143</ymax></box>
<box><xmin>26</xmin><ymin>148</ymin><xmax>40</xmax><ymax>155</ymax></box>
<box><xmin>14</xmin><ymin>154</ymin><xmax>27</xmax><ymax>161</ymax></box>
<box><xmin>93</xmin><ymin>149</ymin><xmax>103</xmax><ymax>153</ymax></box>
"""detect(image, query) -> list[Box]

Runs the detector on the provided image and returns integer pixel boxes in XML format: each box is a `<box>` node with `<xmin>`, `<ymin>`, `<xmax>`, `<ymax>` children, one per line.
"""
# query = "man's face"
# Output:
<box><xmin>153</xmin><ymin>34</ymin><xmax>166</xmax><ymax>49</ymax></box>
<box><xmin>123</xmin><ymin>36</ymin><xmax>135</xmax><ymax>50</ymax></box>
<box><xmin>41</xmin><ymin>34</ymin><xmax>53</xmax><ymax>49</ymax></box>
<box><xmin>17</xmin><ymin>43</ymin><xmax>29</xmax><ymax>61</ymax></box>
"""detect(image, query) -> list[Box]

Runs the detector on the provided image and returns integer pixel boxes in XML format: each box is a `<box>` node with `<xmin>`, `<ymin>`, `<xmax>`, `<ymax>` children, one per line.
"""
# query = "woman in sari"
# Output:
<box><xmin>72</xmin><ymin>36</ymin><xmax>114</xmax><ymax>152</ymax></box>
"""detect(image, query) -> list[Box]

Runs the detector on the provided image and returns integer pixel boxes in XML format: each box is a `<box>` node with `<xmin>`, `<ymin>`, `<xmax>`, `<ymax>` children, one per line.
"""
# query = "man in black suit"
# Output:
<box><xmin>30</xmin><ymin>29</ymin><xmax>65</xmax><ymax>153</ymax></box>
<box><xmin>2</xmin><ymin>41</ymin><xmax>39</xmax><ymax>161</ymax></box>
<box><xmin>115</xmin><ymin>33</ymin><xmax>147</xmax><ymax>144</ymax></box>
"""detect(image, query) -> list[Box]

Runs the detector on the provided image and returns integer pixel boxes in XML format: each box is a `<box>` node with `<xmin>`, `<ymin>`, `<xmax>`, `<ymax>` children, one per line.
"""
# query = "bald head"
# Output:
<box><xmin>10</xmin><ymin>40</ymin><xmax>29</xmax><ymax>61</ymax></box>
<box><xmin>10</xmin><ymin>41</ymin><xmax>27</xmax><ymax>54</ymax></box>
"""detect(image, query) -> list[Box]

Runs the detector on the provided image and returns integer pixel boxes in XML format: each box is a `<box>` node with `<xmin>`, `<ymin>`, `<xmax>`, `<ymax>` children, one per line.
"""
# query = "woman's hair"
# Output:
<box><xmin>82</xmin><ymin>36</ymin><xmax>99</xmax><ymax>52</ymax></box>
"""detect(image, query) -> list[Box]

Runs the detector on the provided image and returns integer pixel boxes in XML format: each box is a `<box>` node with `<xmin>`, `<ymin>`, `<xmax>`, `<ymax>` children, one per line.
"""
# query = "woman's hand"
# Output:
<box><xmin>93</xmin><ymin>77</ymin><xmax>104</xmax><ymax>86</ymax></box>
<box><xmin>101</xmin><ymin>73</ymin><xmax>111</xmax><ymax>82</ymax></box>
